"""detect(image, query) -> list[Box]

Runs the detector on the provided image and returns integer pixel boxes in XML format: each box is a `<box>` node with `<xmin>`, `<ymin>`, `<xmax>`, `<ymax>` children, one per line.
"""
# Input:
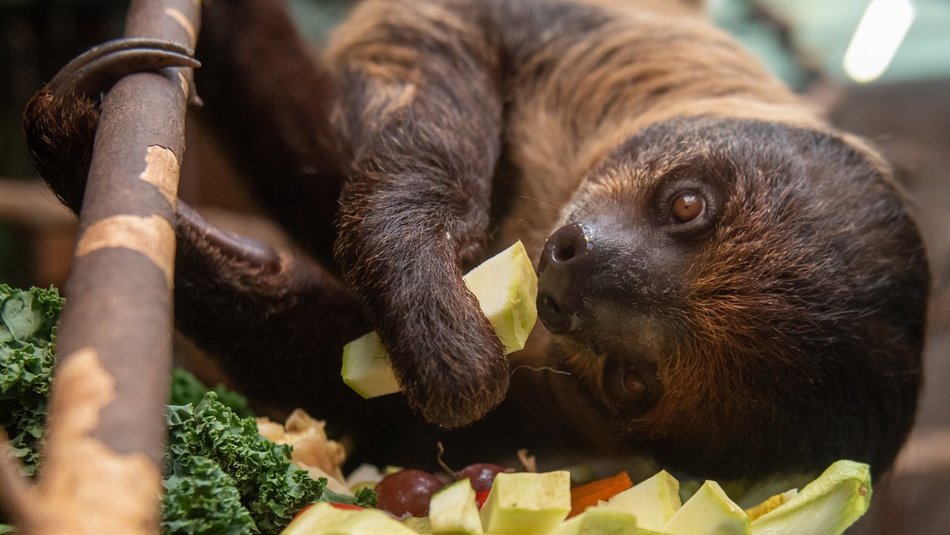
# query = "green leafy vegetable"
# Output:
<box><xmin>162</xmin><ymin>455</ymin><xmax>255</xmax><ymax>534</ymax></box>
<box><xmin>0</xmin><ymin>284</ymin><xmax>63</xmax><ymax>476</ymax></box>
<box><xmin>162</xmin><ymin>392</ymin><xmax>376</xmax><ymax>533</ymax></box>
<box><xmin>168</xmin><ymin>366</ymin><xmax>253</xmax><ymax>418</ymax></box>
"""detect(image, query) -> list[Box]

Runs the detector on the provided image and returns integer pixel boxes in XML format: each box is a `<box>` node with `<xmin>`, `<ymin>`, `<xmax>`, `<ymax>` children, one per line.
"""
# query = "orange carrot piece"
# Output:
<box><xmin>569</xmin><ymin>471</ymin><xmax>633</xmax><ymax>517</ymax></box>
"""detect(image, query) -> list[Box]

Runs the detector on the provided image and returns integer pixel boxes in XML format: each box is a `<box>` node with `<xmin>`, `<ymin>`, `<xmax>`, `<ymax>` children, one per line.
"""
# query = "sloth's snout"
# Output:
<box><xmin>537</xmin><ymin>223</ymin><xmax>592</xmax><ymax>334</ymax></box>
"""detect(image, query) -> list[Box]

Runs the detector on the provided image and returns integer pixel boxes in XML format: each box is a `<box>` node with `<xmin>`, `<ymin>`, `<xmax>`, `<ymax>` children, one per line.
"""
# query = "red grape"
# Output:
<box><xmin>456</xmin><ymin>463</ymin><xmax>510</xmax><ymax>493</ymax></box>
<box><xmin>374</xmin><ymin>469</ymin><xmax>445</xmax><ymax>517</ymax></box>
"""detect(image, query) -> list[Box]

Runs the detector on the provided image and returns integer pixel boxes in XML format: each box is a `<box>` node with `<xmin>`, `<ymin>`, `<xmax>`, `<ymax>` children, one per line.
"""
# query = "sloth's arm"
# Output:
<box><xmin>330</xmin><ymin>0</ymin><xmax>507</xmax><ymax>427</ymax></box>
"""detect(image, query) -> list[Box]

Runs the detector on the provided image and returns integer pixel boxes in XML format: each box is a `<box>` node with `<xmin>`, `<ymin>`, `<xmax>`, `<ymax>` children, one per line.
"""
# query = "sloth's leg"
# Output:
<box><xmin>330</xmin><ymin>0</ymin><xmax>507</xmax><ymax>428</ymax></box>
<box><xmin>23</xmin><ymin>35</ymin><xmax>369</xmax><ymax>416</ymax></box>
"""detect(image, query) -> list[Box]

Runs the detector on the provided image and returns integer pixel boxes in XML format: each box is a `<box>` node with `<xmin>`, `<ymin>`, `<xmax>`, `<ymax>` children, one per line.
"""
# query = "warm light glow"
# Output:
<box><xmin>843</xmin><ymin>0</ymin><xmax>916</xmax><ymax>83</ymax></box>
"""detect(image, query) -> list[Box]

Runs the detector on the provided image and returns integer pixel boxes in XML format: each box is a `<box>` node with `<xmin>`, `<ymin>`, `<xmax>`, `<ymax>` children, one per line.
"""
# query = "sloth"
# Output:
<box><xmin>24</xmin><ymin>0</ymin><xmax>929</xmax><ymax>482</ymax></box>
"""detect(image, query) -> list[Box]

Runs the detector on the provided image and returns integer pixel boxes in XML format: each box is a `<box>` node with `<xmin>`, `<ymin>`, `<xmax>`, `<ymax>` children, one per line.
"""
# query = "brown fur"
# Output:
<box><xmin>24</xmin><ymin>0</ymin><xmax>928</xmax><ymax>482</ymax></box>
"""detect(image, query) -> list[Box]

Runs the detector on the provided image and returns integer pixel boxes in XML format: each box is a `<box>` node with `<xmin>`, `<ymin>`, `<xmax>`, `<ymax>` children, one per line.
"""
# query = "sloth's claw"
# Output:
<box><xmin>47</xmin><ymin>37</ymin><xmax>200</xmax><ymax>99</ymax></box>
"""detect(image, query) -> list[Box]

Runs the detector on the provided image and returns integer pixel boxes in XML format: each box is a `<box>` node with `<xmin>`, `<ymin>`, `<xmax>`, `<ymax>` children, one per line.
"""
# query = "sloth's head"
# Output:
<box><xmin>536</xmin><ymin>116</ymin><xmax>929</xmax><ymax>479</ymax></box>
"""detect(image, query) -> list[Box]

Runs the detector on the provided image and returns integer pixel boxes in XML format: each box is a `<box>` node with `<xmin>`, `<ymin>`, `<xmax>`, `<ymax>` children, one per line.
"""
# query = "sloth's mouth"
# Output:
<box><xmin>552</xmin><ymin>332</ymin><xmax>663</xmax><ymax>418</ymax></box>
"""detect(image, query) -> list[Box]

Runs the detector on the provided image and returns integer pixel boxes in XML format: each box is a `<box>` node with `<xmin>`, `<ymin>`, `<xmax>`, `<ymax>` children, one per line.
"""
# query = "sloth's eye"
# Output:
<box><xmin>671</xmin><ymin>191</ymin><xmax>704</xmax><ymax>223</ymax></box>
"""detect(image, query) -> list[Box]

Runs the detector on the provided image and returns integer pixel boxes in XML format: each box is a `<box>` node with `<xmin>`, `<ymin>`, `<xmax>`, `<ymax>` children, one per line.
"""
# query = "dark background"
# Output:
<box><xmin>1</xmin><ymin>1</ymin><xmax>947</xmax><ymax>532</ymax></box>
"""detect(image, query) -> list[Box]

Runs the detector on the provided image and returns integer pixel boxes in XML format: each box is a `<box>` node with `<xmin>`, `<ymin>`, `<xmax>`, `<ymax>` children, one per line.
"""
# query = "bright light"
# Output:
<box><xmin>843</xmin><ymin>0</ymin><xmax>916</xmax><ymax>83</ymax></box>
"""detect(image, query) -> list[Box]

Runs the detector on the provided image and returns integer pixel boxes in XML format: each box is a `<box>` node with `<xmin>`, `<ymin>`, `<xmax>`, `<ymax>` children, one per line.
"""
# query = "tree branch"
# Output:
<box><xmin>1</xmin><ymin>0</ymin><xmax>200</xmax><ymax>532</ymax></box>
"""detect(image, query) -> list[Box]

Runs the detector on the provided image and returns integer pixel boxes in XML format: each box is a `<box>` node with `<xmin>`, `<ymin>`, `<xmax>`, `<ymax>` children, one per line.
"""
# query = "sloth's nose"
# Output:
<box><xmin>537</xmin><ymin>223</ymin><xmax>591</xmax><ymax>334</ymax></box>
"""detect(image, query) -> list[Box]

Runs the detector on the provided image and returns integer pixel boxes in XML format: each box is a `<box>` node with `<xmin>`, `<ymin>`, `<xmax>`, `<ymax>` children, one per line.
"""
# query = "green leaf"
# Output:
<box><xmin>163</xmin><ymin>393</ymin><xmax>328</xmax><ymax>533</ymax></box>
<box><xmin>0</xmin><ymin>285</ymin><xmax>63</xmax><ymax>477</ymax></box>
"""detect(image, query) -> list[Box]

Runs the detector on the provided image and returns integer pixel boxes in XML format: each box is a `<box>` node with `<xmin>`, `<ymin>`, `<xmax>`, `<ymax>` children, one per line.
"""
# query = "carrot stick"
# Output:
<box><xmin>569</xmin><ymin>471</ymin><xmax>633</xmax><ymax>517</ymax></box>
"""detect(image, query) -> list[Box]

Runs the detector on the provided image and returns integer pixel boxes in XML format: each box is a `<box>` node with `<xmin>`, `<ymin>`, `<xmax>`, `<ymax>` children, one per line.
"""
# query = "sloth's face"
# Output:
<box><xmin>534</xmin><ymin>117</ymin><xmax>928</xmax><ymax>478</ymax></box>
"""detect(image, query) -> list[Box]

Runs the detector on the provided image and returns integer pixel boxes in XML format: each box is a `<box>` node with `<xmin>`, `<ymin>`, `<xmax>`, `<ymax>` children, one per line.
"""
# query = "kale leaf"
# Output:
<box><xmin>164</xmin><ymin>393</ymin><xmax>328</xmax><ymax>534</ymax></box>
<box><xmin>0</xmin><ymin>284</ymin><xmax>63</xmax><ymax>476</ymax></box>
<box><xmin>169</xmin><ymin>366</ymin><xmax>254</xmax><ymax>418</ymax></box>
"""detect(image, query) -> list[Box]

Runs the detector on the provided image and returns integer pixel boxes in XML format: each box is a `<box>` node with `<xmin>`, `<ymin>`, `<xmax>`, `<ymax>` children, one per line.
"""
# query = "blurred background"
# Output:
<box><xmin>0</xmin><ymin>0</ymin><xmax>947</xmax><ymax>532</ymax></box>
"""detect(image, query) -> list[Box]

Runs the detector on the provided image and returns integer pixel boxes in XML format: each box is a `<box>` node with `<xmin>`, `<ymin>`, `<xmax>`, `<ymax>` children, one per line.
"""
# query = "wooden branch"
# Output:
<box><xmin>0</xmin><ymin>0</ymin><xmax>200</xmax><ymax>533</ymax></box>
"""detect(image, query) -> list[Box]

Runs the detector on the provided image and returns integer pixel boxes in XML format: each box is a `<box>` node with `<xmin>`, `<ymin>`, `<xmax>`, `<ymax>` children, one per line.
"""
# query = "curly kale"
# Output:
<box><xmin>162</xmin><ymin>455</ymin><xmax>255</xmax><ymax>534</ymax></box>
<box><xmin>164</xmin><ymin>393</ymin><xmax>334</xmax><ymax>534</ymax></box>
<box><xmin>0</xmin><ymin>284</ymin><xmax>63</xmax><ymax>476</ymax></box>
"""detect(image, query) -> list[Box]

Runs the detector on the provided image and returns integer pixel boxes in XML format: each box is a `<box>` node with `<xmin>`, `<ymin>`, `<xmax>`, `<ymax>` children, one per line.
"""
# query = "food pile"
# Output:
<box><xmin>285</xmin><ymin>458</ymin><xmax>870</xmax><ymax>535</ymax></box>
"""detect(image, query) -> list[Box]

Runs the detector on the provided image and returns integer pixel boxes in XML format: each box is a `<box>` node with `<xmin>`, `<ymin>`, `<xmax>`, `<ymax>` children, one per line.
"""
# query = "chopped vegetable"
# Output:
<box><xmin>0</xmin><ymin>284</ymin><xmax>62</xmax><ymax>477</ymax></box>
<box><xmin>750</xmin><ymin>460</ymin><xmax>871</xmax><ymax>535</ymax></box>
<box><xmin>601</xmin><ymin>470</ymin><xmax>681</xmax><ymax>530</ymax></box>
<box><xmin>429</xmin><ymin>478</ymin><xmax>484</xmax><ymax>534</ymax></box>
<box><xmin>479</xmin><ymin>471</ymin><xmax>571</xmax><ymax>535</ymax></box>
<box><xmin>282</xmin><ymin>502</ymin><xmax>418</xmax><ymax>535</ymax></box>
<box><xmin>549</xmin><ymin>508</ymin><xmax>639</xmax><ymax>535</ymax></box>
<box><xmin>662</xmin><ymin>480</ymin><xmax>750</xmax><ymax>535</ymax></box>
<box><xmin>568</xmin><ymin>471</ymin><xmax>633</xmax><ymax>518</ymax></box>
<box><xmin>744</xmin><ymin>490</ymin><xmax>796</xmax><ymax>521</ymax></box>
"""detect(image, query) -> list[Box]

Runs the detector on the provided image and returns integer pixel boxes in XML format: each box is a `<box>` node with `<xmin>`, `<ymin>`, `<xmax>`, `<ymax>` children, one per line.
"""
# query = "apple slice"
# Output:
<box><xmin>601</xmin><ymin>470</ymin><xmax>681</xmax><ymax>530</ymax></box>
<box><xmin>341</xmin><ymin>240</ymin><xmax>538</xmax><ymax>398</ymax></box>
<box><xmin>479</xmin><ymin>471</ymin><xmax>571</xmax><ymax>535</ymax></box>
<box><xmin>750</xmin><ymin>460</ymin><xmax>870</xmax><ymax>535</ymax></box>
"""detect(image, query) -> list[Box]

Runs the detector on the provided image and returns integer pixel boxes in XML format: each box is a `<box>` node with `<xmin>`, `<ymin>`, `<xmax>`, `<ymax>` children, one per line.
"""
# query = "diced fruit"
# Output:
<box><xmin>457</xmin><ymin>463</ymin><xmax>512</xmax><ymax>493</ymax></box>
<box><xmin>662</xmin><ymin>480</ymin><xmax>750</xmax><ymax>535</ymax></box>
<box><xmin>340</xmin><ymin>332</ymin><xmax>398</xmax><ymax>398</ymax></box>
<box><xmin>460</xmin><ymin>240</ymin><xmax>539</xmax><ymax>353</ymax></box>
<box><xmin>429</xmin><ymin>479</ymin><xmax>484</xmax><ymax>534</ymax></box>
<box><xmin>281</xmin><ymin>502</ymin><xmax>417</xmax><ymax>534</ymax></box>
<box><xmin>341</xmin><ymin>240</ymin><xmax>539</xmax><ymax>398</ymax></box>
<box><xmin>569</xmin><ymin>471</ymin><xmax>633</xmax><ymax>517</ymax></box>
<box><xmin>601</xmin><ymin>470</ymin><xmax>681</xmax><ymax>530</ymax></box>
<box><xmin>750</xmin><ymin>460</ymin><xmax>871</xmax><ymax>535</ymax></box>
<box><xmin>375</xmin><ymin>469</ymin><xmax>446</xmax><ymax>518</ymax></box>
<box><xmin>479</xmin><ymin>471</ymin><xmax>571</xmax><ymax>535</ymax></box>
<box><xmin>549</xmin><ymin>509</ymin><xmax>639</xmax><ymax>535</ymax></box>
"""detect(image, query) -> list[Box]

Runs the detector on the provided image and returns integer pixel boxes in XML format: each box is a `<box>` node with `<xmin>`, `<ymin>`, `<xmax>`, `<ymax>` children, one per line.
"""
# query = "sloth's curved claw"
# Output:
<box><xmin>47</xmin><ymin>37</ymin><xmax>200</xmax><ymax>100</ymax></box>
<box><xmin>176</xmin><ymin>202</ymin><xmax>283</xmax><ymax>272</ymax></box>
